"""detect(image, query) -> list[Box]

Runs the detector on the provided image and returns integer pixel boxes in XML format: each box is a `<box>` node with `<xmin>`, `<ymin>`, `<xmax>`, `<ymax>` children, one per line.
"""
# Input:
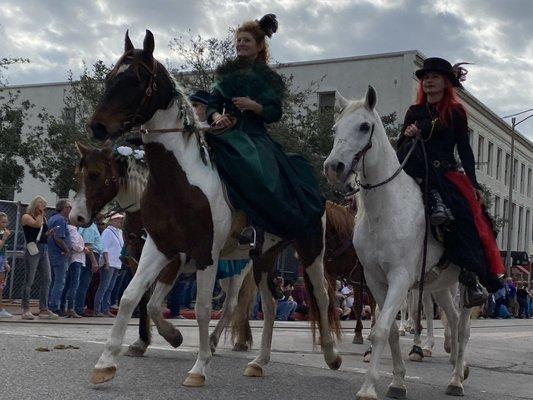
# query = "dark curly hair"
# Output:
<box><xmin>236</xmin><ymin>14</ymin><xmax>278</xmax><ymax>64</ymax></box>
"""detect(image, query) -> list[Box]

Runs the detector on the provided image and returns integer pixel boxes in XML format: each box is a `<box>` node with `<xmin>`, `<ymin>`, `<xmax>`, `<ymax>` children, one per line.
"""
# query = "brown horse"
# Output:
<box><xmin>231</xmin><ymin>201</ymin><xmax>376</xmax><ymax>349</ymax></box>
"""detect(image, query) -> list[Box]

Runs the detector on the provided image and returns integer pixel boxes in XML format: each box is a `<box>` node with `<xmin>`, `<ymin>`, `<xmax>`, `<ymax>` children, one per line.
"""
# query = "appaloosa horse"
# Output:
<box><xmin>86</xmin><ymin>30</ymin><xmax>340</xmax><ymax>388</ymax></box>
<box><xmin>324</xmin><ymin>87</ymin><xmax>472</xmax><ymax>399</ymax></box>
<box><xmin>70</xmin><ymin>143</ymin><xmax>252</xmax><ymax>357</ymax></box>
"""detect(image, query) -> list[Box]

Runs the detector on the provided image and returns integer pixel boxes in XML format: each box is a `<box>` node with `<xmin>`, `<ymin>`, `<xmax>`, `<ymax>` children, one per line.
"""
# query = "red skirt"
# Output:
<box><xmin>445</xmin><ymin>171</ymin><xmax>505</xmax><ymax>276</ymax></box>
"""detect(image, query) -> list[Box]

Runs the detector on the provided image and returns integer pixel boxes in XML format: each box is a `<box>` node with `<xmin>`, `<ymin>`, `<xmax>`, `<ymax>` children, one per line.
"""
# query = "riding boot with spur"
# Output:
<box><xmin>460</xmin><ymin>270</ymin><xmax>488</xmax><ymax>308</ymax></box>
<box><xmin>428</xmin><ymin>190</ymin><xmax>453</xmax><ymax>226</ymax></box>
<box><xmin>238</xmin><ymin>225</ymin><xmax>265</xmax><ymax>258</ymax></box>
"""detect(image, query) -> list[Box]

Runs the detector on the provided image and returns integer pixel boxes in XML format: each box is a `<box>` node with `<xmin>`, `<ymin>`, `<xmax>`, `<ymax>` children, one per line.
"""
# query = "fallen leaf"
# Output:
<box><xmin>35</xmin><ymin>347</ymin><xmax>50</xmax><ymax>352</ymax></box>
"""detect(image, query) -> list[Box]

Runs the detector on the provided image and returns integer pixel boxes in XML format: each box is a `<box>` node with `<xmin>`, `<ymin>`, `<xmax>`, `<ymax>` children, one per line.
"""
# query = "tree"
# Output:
<box><xmin>24</xmin><ymin>61</ymin><xmax>109</xmax><ymax>196</ymax></box>
<box><xmin>0</xmin><ymin>57</ymin><xmax>32</xmax><ymax>200</ymax></box>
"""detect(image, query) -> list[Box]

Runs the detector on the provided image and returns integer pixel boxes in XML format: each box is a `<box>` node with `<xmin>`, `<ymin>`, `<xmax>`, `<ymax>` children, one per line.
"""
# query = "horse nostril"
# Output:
<box><xmin>77</xmin><ymin>215</ymin><xmax>85</xmax><ymax>224</ymax></box>
<box><xmin>335</xmin><ymin>162</ymin><xmax>345</xmax><ymax>176</ymax></box>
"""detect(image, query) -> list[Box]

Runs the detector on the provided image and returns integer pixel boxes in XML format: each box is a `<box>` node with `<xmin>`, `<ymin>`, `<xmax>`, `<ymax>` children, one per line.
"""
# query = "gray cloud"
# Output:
<box><xmin>1</xmin><ymin>0</ymin><xmax>532</xmax><ymax>136</ymax></box>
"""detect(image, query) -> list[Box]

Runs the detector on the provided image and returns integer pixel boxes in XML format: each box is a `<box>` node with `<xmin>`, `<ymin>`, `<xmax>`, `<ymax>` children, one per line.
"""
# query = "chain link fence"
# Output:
<box><xmin>0</xmin><ymin>200</ymin><xmax>53</xmax><ymax>302</ymax></box>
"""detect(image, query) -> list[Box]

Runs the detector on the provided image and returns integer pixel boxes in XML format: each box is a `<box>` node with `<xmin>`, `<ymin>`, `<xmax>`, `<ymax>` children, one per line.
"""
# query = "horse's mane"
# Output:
<box><xmin>325</xmin><ymin>200</ymin><xmax>355</xmax><ymax>240</ymax></box>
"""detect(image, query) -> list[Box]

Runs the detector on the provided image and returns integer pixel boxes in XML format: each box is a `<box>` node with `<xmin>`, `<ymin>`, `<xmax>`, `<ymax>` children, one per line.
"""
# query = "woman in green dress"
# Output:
<box><xmin>206</xmin><ymin>14</ymin><xmax>325</xmax><ymax>252</ymax></box>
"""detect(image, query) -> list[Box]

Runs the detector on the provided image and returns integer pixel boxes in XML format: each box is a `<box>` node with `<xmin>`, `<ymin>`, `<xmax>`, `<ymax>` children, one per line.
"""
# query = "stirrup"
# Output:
<box><xmin>237</xmin><ymin>226</ymin><xmax>257</xmax><ymax>250</ymax></box>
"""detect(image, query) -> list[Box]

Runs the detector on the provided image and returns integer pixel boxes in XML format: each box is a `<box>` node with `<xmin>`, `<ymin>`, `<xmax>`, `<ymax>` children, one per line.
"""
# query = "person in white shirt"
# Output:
<box><xmin>64</xmin><ymin>223</ymin><xmax>91</xmax><ymax>318</ymax></box>
<box><xmin>93</xmin><ymin>213</ymin><xmax>124</xmax><ymax>317</ymax></box>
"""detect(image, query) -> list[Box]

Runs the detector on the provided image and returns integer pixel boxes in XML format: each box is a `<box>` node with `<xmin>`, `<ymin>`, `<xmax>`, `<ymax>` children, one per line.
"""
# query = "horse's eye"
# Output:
<box><xmin>360</xmin><ymin>122</ymin><xmax>371</xmax><ymax>132</ymax></box>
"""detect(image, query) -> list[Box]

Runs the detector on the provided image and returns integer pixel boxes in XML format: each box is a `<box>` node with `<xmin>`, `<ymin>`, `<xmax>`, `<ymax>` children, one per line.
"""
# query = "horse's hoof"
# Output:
<box><xmin>353</xmin><ymin>335</ymin><xmax>364</xmax><ymax>345</ymax></box>
<box><xmin>327</xmin><ymin>355</ymin><xmax>342</xmax><ymax>370</ymax></box>
<box><xmin>386</xmin><ymin>386</ymin><xmax>407</xmax><ymax>399</ymax></box>
<box><xmin>124</xmin><ymin>344</ymin><xmax>147</xmax><ymax>357</ymax></box>
<box><xmin>168</xmin><ymin>331</ymin><xmax>183</xmax><ymax>348</ymax></box>
<box><xmin>409</xmin><ymin>328</ymin><xmax>415</xmax><ymax>334</ymax></box>
<box><xmin>90</xmin><ymin>366</ymin><xmax>116</xmax><ymax>384</ymax></box>
<box><xmin>445</xmin><ymin>384</ymin><xmax>464</xmax><ymax>396</ymax></box>
<box><xmin>463</xmin><ymin>366</ymin><xmax>470</xmax><ymax>381</ymax></box>
<box><xmin>398</xmin><ymin>329</ymin><xmax>406</xmax><ymax>337</ymax></box>
<box><xmin>232</xmin><ymin>342</ymin><xmax>249</xmax><ymax>352</ymax></box>
<box><xmin>409</xmin><ymin>353</ymin><xmax>423</xmax><ymax>362</ymax></box>
<box><xmin>422</xmin><ymin>348</ymin><xmax>432</xmax><ymax>357</ymax></box>
<box><xmin>356</xmin><ymin>391</ymin><xmax>378</xmax><ymax>400</ymax></box>
<box><xmin>444</xmin><ymin>341</ymin><xmax>451</xmax><ymax>354</ymax></box>
<box><xmin>243</xmin><ymin>363</ymin><xmax>264</xmax><ymax>377</ymax></box>
<box><xmin>182</xmin><ymin>373</ymin><xmax>206</xmax><ymax>387</ymax></box>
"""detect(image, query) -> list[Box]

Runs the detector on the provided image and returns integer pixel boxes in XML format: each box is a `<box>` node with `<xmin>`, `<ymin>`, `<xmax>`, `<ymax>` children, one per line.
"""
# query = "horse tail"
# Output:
<box><xmin>230</xmin><ymin>266</ymin><xmax>256</xmax><ymax>348</ymax></box>
<box><xmin>304</xmin><ymin>268</ymin><xmax>342</xmax><ymax>345</ymax></box>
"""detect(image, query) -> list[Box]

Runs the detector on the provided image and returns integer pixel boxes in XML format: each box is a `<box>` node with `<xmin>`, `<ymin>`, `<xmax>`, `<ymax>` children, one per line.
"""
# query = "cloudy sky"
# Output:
<box><xmin>1</xmin><ymin>0</ymin><xmax>532</xmax><ymax>137</ymax></box>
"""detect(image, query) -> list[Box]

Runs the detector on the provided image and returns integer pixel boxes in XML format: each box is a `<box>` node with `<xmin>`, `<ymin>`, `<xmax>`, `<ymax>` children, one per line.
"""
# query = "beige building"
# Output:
<box><xmin>4</xmin><ymin>50</ymin><xmax>533</xmax><ymax>263</ymax></box>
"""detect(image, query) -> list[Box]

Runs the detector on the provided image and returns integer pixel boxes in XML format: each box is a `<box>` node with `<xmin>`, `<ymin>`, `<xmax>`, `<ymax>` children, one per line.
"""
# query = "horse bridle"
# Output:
<box><xmin>336</xmin><ymin>124</ymin><xmax>420</xmax><ymax>198</ymax></box>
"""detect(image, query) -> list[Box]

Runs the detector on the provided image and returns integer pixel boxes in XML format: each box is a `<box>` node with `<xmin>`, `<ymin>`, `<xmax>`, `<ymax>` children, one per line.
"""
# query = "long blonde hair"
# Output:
<box><xmin>26</xmin><ymin>195</ymin><xmax>47</xmax><ymax>216</ymax></box>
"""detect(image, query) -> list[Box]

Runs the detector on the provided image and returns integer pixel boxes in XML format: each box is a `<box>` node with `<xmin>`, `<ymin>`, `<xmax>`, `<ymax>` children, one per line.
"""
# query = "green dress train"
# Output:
<box><xmin>206</xmin><ymin>58</ymin><xmax>325</xmax><ymax>239</ymax></box>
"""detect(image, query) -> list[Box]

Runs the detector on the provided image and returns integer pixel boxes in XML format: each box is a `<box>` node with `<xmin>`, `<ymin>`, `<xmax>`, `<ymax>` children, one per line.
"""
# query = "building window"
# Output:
<box><xmin>520</xmin><ymin>163</ymin><xmax>525</xmax><ymax>194</ymax></box>
<box><xmin>318</xmin><ymin>91</ymin><xmax>335</xmax><ymax>131</ymax></box>
<box><xmin>63</xmin><ymin>107</ymin><xmax>76</xmax><ymax>125</ymax></box>
<box><xmin>527</xmin><ymin>168</ymin><xmax>531</xmax><ymax>197</ymax></box>
<box><xmin>504</xmin><ymin>153</ymin><xmax>510</xmax><ymax>186</ymax></box>
<box><xmin>486</xmin><ymin>141</ymin><xmax>493</xmax><ymax>176</ymax></box>
<box><xmin>496</xmin><ymin>148</ymin><xmax>502</xmax><ymax>180</ymax></box>
<box><xmin>518</xmin><ymin>206</ymin><xmax>523</xmax><ymax>250</ymax></box>
<box><xmin>513</xmin><ymin>159</ymin><xmax>518</xmax><ymax>190</ymax></box>
<box><xmin>477</xmin><ymin>135</ymin><xmax>484</xmax><ymax>171</ymax></box>
<box><xmin>525</xmin><ymin>209</ymin><xmax>530</xmax><ymax>251</ymax></box>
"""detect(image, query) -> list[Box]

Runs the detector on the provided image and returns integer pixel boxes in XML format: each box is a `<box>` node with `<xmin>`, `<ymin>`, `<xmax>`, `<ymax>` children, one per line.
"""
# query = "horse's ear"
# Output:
<box><xmin>143</xmin><ymin>30</ymin><xmax>155</xmax><ymax>59</ymax></box>
<box><xmin>334</xmin><ymin>91</ymin><xmax>349</xmax><ymax>119</ymax></box>
<box><xmin>125</xmin><ymin>30</ymin><xmax>134</xmax><ymax>53</ymax></box>
<box><xmin>75</xmin><ymin>141</ymin><xmax>90</xmax><ymax>157</ymax></box>
<box><xmin>364</xmin><ymin>85</ymin><xmax>377</xmax><ymax>111</ymax></box>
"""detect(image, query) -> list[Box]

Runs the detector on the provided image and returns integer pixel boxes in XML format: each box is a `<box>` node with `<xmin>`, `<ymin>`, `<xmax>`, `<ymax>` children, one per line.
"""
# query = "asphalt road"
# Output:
<box><xmin>1</xmin><ymin>318</ymin><xmax>532</xmax><ymax>400</ymax></box>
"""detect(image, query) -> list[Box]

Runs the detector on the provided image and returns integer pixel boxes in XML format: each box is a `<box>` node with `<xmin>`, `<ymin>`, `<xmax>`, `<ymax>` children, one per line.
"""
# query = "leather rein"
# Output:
<box><xmin>336</xmin><ymin>125</ymin><xmax>421</xmax><ymax>198</ymax></box>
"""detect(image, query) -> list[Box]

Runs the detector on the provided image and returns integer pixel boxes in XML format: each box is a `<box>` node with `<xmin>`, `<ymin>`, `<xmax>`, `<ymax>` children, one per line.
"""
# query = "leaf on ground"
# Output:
<box><xmin>35</xmin><ymin>347</ymin><xmax>50</xmax><ymax>352</ymax></box>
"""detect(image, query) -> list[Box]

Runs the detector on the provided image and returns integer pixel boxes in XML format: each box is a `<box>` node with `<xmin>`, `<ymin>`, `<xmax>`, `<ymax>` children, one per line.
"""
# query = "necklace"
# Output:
<box><xmin>423</xmin><ymin>103</ymin><xmax>439</xmax><ymax>143</ymax></box>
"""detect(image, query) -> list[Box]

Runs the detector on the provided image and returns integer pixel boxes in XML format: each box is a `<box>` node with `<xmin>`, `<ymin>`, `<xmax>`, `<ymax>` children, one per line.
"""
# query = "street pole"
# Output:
<box><xmin>504</xmin><ymin>118</ymin><xmax>516</xmax><ymax>277</ymax></box>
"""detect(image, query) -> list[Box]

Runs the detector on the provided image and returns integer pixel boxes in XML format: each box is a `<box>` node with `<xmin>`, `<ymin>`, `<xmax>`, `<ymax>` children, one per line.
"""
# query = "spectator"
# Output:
<box><xmin>75</xmin><ymin>222</ymin><xmax>101</xmax><ymax>316</ymax></box>
<box><xmin>63</xmin><ymin>223</ymin><xmax>89</xmax><ymax>318</ymax></box>
<box><xmin>189</xmin><ymin>90</ymin><xmax>210</xmax><ymax>129</ymax></box>
<box><xmin>292</xmin><ymin>276</ymin><xmax>309</xmax><ymax>317</ymax></box>
<box><xmin>334</xmin><ymin>280</ymin><xmax>352</xmax><ymax>319</ymax></box>
<box><xmin>0</xmin><ymin>212</ymin><xmax>13</xmax><ymax>318</ymax></box>
<box><xmin>20</xmin><ymin>196</ymin><xmax>58</xmax><ymax>320</ymax></box>
<box><xmin>47</xmin><ymin>199</ymin><xmax>72</xmax><ymax>315</ymax></box>
<box><xmin>85</xmin><ymin>213</ymin><xmax>106</xmax><ymax>313</ymax></box>
<box><xmin>517</xmin><ymin>282</ymin><xmax>530</xmax><ymax>319</ymax></box>
<box><xmin>341</xmin><ymin>284</ymin><xmax>355</xmax><ymax>320</ymax></box>
<box><xmin>275</xmin><ymin>277</ymin><xmax>297</xmax><ymax>321</ymax></box>
<box><xmin>94</xmin><ymin>213</ymin><xmax>124</xmax><ymax>317</ymax></box>
<box><xmin>492</xmin><ymin>285</ymin><xmax>507</xmax><ymax>319</ymax></box>
<box><xmin>506</xmin><ymin>277</ymin><xmax>517</xmax><ymax>316</ymax></box>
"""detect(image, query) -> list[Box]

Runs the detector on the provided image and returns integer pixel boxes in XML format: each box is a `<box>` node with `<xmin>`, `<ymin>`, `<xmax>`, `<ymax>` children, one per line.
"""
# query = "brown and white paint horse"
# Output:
<box><xmin>86</xmin><ymin>30</ymin><xmax>341</xmax><ymax>388</ymax></box>
<box><xmin>70</xmin><ymin>143</ymin><xmax>252</xmax><ymax>357</ymax></box>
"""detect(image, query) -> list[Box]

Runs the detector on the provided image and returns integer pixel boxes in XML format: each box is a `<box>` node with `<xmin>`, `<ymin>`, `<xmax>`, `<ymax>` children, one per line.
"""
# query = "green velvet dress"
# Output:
<box><xmin>206</xmin><ymin>59</ymin><xmax>325</xmax><ymax>239</ymax></box>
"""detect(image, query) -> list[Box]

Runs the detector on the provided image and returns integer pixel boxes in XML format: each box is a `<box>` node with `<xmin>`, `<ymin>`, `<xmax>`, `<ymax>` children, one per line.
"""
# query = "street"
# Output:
<box><xmin>1</xmin><ymin>317</ymin><xmax>532</xmax><ymax>399</ymax></box>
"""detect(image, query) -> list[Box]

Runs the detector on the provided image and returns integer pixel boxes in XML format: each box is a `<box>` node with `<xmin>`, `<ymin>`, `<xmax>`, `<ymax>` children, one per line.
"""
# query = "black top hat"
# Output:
<box><xmin>415</xmin><ymin>57</ymin><xmax>469</xmax><ymax>88</ymax></box>
<box><xmin>189</xmin><ymin>90</ymin><xmax>210</xmax><ymax>105</ymax></box>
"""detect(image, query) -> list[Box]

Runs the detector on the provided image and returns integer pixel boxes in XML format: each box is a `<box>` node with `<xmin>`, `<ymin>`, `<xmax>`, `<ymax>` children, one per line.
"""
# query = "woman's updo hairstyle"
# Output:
<box><xmin>236</xmin><ymin>14</ymin><xmax>278</xmax><ymax>64</ymax></box>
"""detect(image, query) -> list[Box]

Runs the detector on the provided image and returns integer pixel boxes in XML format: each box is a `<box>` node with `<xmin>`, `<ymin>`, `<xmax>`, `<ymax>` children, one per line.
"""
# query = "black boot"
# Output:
<box><xmin>460</xmin><ymin>270</ymin><xmax>488</xmax><ymax>308</ymax></box>
<box><xmin>238</xmin><ymin>225</ymin><xmax>264</xmax><ymax>258</ymax></box>
<box><xmin>428</xmin><ymin>190</ymin><xmax>453</xmax><ymax>226</ymax></box>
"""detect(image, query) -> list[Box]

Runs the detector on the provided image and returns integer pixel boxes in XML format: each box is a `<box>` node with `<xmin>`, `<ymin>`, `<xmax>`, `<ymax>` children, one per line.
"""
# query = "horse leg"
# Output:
<box><xmin>408</xmin><ymin>289</ymin><xmax>424</xmax><ymax>362</ymax></box>
<box><xmin>432</xmin><ymin>288</ymin><xmax>459</xmax><ymax>367</ymax></box>
<box><xmin>91</xmin><ymin>237</ymin><xmax>169</xmax><ymax>384</ymax></box>
<box><xmin>209</xmin><ymin>264</ymin><xmax>251</xmax><ymax>354</ymax></box>
<box><xmin>231</xmin><ymin>267</ymin><xmax>256</xmax><ymax>352</ymax></box>
<box><xmin>446</xmin><ymin>287</ymin><xmax>471</xmax><ymax>396</ymax></box>
<box><xmin>124</xmin><ymin>290</ymin><xmax>152</xmax><ymax>357</ymax></box>
<box><xmin>398</xmin><ymin>298</ymin><xmax>407</xmax><ymax>336</ymax></box>
<box><xmin>305</xmin><ymin>259</ymin><xmax>341</xmax><ymax>369</ymax></box>
<box><xmin>422</xmin><ymin>291</ymin><xmax>435</xmax><ymax>357</ymax></box>
<box><xmin>183</xmin><ymin>263</ymin><xmax>218</xmax><ymax>387</ymax></box>
<box><xmin>353</xmin><ymin>279</ymin><xmax>364</xmax><ymax>344</ymax></box>
<box><xmin>147</xmin><ymin>277</ymin><xmax>184</xmax><ymax>349</ymax></box>
<box><xmin>244</xmin><ymin>272</ymin><xmax>276</xmax><ymax>377</ymax></box>
<box><xmin>386</xmin><ymin>321</ymin><xmax>407</xmax><ymax>399</ymax></box>
<box><xmin>356</xmin><ymin>272</ymin><xmax>410</xmax><ymax>400</ymax></box>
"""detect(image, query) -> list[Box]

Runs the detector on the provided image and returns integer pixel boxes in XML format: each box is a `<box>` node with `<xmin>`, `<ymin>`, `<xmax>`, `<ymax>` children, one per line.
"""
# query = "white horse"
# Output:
<box><xmin>86</xmin><ymin>30</ymin><xmax>340</xmax><ymax>388</ymax></box>
<box><xmin>324</xmin><ymin>86</ymin><xmax>472</xmax><ymax>399</ymax></box>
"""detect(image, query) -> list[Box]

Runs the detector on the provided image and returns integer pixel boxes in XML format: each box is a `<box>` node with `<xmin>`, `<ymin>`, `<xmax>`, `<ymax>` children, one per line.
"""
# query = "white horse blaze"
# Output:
<box><xmin>324</xmin><ymin>87</ymin><xmax>471</xmax><ymax>399</ymax></box>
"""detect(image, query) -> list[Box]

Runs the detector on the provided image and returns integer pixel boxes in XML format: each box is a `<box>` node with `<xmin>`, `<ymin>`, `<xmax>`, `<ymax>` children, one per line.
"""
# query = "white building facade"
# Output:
<box><xmin>5</xmin><ymin>50</ymin><xmax>533</xmax><ymax>263</ymax></box>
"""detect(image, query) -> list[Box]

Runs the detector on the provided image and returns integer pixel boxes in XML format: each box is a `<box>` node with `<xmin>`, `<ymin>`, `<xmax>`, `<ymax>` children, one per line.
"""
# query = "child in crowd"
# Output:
<box><xmin>0</xmin><ymin>212</ymin><xmax>13</xmax><ymax>318</ymax></box>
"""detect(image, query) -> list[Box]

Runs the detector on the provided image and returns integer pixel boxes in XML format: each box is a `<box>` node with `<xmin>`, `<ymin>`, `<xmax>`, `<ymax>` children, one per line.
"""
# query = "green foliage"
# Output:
<box><xmin>0</xmin><ymin>58</ymin><xmax>32</xmax><ymax>200</ymax></box>
<box><xmin>24</xmin><ymin>61</ymin><xmax>109</xmax><ymax>196</ymax></box>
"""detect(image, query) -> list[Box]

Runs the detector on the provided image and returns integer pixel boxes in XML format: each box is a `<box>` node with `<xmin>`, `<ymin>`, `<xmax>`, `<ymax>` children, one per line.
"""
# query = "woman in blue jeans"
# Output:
<box><xmin>64</xmin><ymin>223</ymin><xmax>89</xmax><ymax>318</ymax></box>
<box><xmin>93</xmin><ymin>214</ymin><xmax>124</xmax><ymax>317</ymax></box>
